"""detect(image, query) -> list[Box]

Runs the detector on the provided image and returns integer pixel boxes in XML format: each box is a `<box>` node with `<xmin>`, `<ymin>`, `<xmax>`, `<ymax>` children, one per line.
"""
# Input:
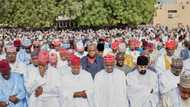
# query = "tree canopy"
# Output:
<box><xmin>0</xmin><ymin>0</ymin><xmax>156</xmax><ymax>28</ymax></box>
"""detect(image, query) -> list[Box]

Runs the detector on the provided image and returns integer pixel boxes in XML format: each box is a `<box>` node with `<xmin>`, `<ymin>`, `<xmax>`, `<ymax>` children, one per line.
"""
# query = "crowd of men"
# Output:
<box><xmin>0</xmin><ymin>24</ymin><xmax>190</xmax><ymax>107</ymax></box>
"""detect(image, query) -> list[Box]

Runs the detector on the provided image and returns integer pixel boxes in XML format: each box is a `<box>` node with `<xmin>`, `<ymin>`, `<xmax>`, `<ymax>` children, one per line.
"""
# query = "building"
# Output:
<box><xmin>154</xmin><ymin>0</ymin><xmax>190</xmax><ymax>28</ymax></box>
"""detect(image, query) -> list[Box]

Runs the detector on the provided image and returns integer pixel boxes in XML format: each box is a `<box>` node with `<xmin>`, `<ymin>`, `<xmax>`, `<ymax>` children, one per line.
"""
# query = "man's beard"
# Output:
<box><xmin>139</xmin><ymin>70</ymin><xmax>147</xmax><ymax>75</ymax></box>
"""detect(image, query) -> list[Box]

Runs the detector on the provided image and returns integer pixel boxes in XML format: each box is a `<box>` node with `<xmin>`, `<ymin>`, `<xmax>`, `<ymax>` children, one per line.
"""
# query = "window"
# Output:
<box><xmin>168</xmin><ymin>10</ymin><xmax>177</xmax><ymax>18</ymax></box>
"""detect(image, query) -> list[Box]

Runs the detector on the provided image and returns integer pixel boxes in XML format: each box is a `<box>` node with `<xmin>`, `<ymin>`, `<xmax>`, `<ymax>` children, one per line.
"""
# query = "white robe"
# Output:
<box><xmin>9</xmin><ymin>61</ymin><xmax>27</xmax><ymax>75</ymax></box>
<box><xmin>57</xmin><ymin>60</ymin><xmax>71</xmax><ymax>76</ymax></box>
<box><xmin>60</xmin><ymin>69</ymin><xmax>94</xmax><ymax>107</ymax></box>
<box><xmin>158</xmin><ymin>70</ymin><xmax>180</xmax><ymax>95</ymax></box>
<box><xmin>161</xmin><ymin>88</ymin><xmax>190</xmax><ymax>107</ymax></box>
<box><xmin>94</xmin><ymin>68</ymin><xmax>129</xmax><ymax>107</ymax></box>
<box><xmin>28</xmin><ymin>66</ymin><xmax>61</xmax><ymax>107</ymax></box>
<box><xmin>126</xmin><ymin>69</ymin><xmax>159</xmax><ymax>107</ymax></box>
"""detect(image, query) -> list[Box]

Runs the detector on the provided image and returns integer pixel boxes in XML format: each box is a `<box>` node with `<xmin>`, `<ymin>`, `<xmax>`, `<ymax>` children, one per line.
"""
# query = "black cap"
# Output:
<box><xmin>137</xmin><ymin>55</ymin><xmax>149</xmax><ymax>65</ymax></box>
<box><xmin>97</xmin><ymin>43</ymin><xmax>105</xmax><ymax>52</ymax></box>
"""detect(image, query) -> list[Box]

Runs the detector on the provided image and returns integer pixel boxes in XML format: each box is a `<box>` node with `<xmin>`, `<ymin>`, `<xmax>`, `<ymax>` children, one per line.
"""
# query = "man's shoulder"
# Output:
<box><xmin>10</xmin><ymin>72</ymin><xmax>23</xmax><ymax>79</ymax></box>
<box><xmin>114</xmin><ymin>68</ymin><xmax>126</xmax><ymax>76</ymax></box>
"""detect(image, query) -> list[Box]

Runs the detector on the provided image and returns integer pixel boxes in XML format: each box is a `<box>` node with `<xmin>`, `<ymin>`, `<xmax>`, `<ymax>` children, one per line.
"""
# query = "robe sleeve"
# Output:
<box><xmin>16</xmin><ymin>75</ymin><xmax>26</xmax><ymax>101</ymax></box>
<box><xmin>85</xmin><ymin>73</ymin><xmax>95</xmax><ymax>107</ymax></box>
<box><xmin>0</xmin><ymin>89</ymin><xmax>8</xmax><ymax>103</ymax></box>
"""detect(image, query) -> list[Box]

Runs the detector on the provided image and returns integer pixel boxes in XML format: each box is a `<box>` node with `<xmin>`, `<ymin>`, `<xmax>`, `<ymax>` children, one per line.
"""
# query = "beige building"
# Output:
<box><xmin>153</xmin><ymin>0</ymin><xmax>190</xmax><ymax>28</ymax></box>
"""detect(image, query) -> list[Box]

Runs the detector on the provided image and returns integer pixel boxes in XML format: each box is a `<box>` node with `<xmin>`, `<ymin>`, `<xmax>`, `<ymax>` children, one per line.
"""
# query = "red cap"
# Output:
<box><xmin>104</xmin><ymin>54</ymin><xmax>115</xmax><ymax>63</ymax></box>
<box><xmin>70</xmin><ymin>55</ymin><xmax>80</xmax><ymax>66</ymax></box>
<box><xmin>0</xmin><ymin>59</ymin><xmax>10</xmax><ymax>74</ymax></box>
<box><xmin>165</xmin><ymin>39</ymin><xmax>176</xmax><ymax>49</ymax></box>
<box><xmin>111</xmin><ymin>41</ymin><xmax>119</xmax><ymax>49</ymax></box>
<box><xmin>38</xmin><ymin>51</ymin><xmax>49</xmax><ymax>65</ymax></box>
<box><xmin>14</xmin><ymin>39</ymin><xmax>21</xmax><ymax>47</ymax></box>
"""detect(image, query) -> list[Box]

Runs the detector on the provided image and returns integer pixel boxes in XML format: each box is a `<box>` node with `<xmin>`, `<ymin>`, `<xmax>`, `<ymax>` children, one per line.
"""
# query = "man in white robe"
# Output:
<box><xmin>28</xmin><ymin>51</ymin><xmax>61</xmax><ymax>107</ymax></box>
<box><xmin>159</xmin><ymin>58</ymin><xmax>183</xmax><ymax>95</ymax></box>
<box><xmin>94</xmin><ymin>54</ymin><xmax>129</xmax><ymax>107</ymax></box>
<box><xmin>161</xmin><ymin>71</ymin><xmax>190</xmax><ymax>107</ymax></box>
<box><xmin>57</xmin><ymin>48</ymin><xmax>71</xmax><ymax>76</ymax></box>
<box><xmin>126</xmin><ymin>55</ymin><xmax>159</xmax><ymax>107</ymax></box>
<box><xmin>60</xmin><ymin>55</ymin><xmax>94</xmax><ymax>107</ymax></box>
<box><xmin>154</xmin><ymin>39</ymin><xmax>178</xmax><ymax>73</ymax></box>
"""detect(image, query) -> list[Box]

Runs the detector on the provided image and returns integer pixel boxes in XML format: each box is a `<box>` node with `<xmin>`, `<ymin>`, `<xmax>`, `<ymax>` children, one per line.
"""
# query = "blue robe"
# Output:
<box><xmin>0</xmin><ymin>72</ymin><xmax>27</xmax><ymax>107</ymax></box>
<box><xmin>16</xmin><ymin>49</ymin><xmax>31</xmax><ymax>65</ymax></box>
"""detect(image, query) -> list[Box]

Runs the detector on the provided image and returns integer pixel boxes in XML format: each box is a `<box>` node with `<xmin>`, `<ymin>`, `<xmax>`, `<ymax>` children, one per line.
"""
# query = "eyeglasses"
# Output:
<box><xmin>33</xmin><ymin>46</ymin><xmax>40</xmax><ymax>48</ymax></box>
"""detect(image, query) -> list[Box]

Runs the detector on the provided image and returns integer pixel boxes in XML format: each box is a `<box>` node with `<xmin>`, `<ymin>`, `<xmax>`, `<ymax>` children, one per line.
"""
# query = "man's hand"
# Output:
<box><xmin>73</xmin><ymin>90</ymin><xmax>87</xmax><ymax>98</ymax></box>
<box><xmin>9</xmin><ymin>95</ymin><xmax>19</xmax><ymax>104</ymax></box>
<box><xmin>0</xmin><ymin>101</ymin><xmax>6</xmax><ymax>107</ymax></box>
<box><xmin>35</xmin><ymin>86</ymin><xmax>43</xmax><ymax>97</ymax></box>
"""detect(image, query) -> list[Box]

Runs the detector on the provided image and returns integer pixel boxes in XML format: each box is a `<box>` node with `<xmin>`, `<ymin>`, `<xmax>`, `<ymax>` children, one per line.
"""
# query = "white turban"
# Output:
<box><xmin>180</xmin><ymin>72</ymin><xmax>190</xmax><ymax>88</ymax></box>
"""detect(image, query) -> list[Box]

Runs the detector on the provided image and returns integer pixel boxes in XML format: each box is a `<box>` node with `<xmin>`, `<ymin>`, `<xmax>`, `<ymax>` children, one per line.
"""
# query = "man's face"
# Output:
<box><xmin>1</xmin><ymin>70</ymin><xmax>10</xmax><ymax>80</ymax></box>
<box><xmin>171</xmin><ymin>65</ymin><xmax>183</xmax><ymax>76</ymax></box>
<box><xmin>116</xmin><ymin>56</ymin><xmax>124</xmax><ymax>67</ymax></box>
<box><xmin>105</xmin><ymin>61</ymin><xmax>115</xmax><ymax>73</ymax></box>
<box><xmin>38</xmin><ymin>64</ymin><xmax>46</xmax><ymax>73</ymax></box>
<box><xmin>71</xmin><ymin>65</ymin><xmax>80</xmax><ymax>75</ymax></box>
<box><xmin>179</xmin><ymin>85</ymin><xmax>190</xmax><ymax>100</ymax></box>
<box><xmin>60</xmin><ymin>53</ymin><xmax>66</xmax><ymax>61</ymax></box>
<box><xmin>88</xmin><ymin>46</ymin><xmax>96</xmax><ymax>58</ymax></box>
<box><xmin>166</xmin><ymin>48</ymin><xmax>175</xmax><ymax>56</ymax></box>
<box><xmin>6</xmin><ymin>52</ymin><xmax>17</xmax><ymax>63</ymax></box>
<box><xmin>137</xmin><ymin>65</ymin><xmax>148</xmax><ymax>75</ymax></box>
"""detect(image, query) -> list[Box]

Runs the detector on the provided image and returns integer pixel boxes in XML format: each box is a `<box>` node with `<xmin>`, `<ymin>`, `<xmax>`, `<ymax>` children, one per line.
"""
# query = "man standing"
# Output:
<box><xmin>115</xmin><ymin>52</ymin><xmax>131</xmax><ymax>75</ymax></box>
<box><xmin>0</xmin><ymin>60</ymin><xmax>26</xmax><ymax>107</ymax></box>
<box><xmin>81</xmin><ymin>43</ymin><xmax>104</xmax><ymax>79</ymax></box>
<box><xmin>161</xmin><ymin>71</ymin><xmax>190</xmax><ymax>107</ymax></box>
<box><xmin>60</xmin><ymin>55</ymin><xmax>94</xmax><ymax>107</ymax></box>
<box><xmin>94</xmin><ymin>54</ymin><xmax>128</xmax><ymax>107</ymax></box>
<box><xmin>154</xmin><ymin>39</ymin><xmax>177</xmax><ymax>73</ymax></box>
<box><xmin>28</xmin><ymin>51</ymin><xmax>61</xmax><ymax>107</ymax></box>
<box><xmin>126</xmin><ymin>55</ymin><xmax>159</xmax><ymax>107</ymax></box>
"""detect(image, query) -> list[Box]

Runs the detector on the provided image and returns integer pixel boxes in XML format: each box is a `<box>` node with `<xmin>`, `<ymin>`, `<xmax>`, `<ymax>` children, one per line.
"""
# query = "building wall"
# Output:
<box><xmin>153</xmin><ymin>0</ymin><xmax>190</xmax><ymax>28</ymax></box>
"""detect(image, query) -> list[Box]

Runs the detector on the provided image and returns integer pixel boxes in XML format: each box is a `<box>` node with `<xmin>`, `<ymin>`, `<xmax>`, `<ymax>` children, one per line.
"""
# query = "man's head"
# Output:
<box><xmin>137</xmin><ymin>55</ymin><xmax>149</xmax><ymax>75</ymax></box>
<box><xmin>52</xmin><ymin>39</ymin><xmax>61</xmax><ymax>50</ymax></box>
<box><xmin>5</xmin><ymin>46</ymin><xmax>17</xmax><ymax>63</ymax></box>
<box><xmin>13</xmin><ymin>39</ymin><xmax>21</xmax><ymax>52</ymax></box>
<box><xmin>76</xmin><ymin>41</ymin><xmax>84</xmax><ymax>53</ymax></box>
<box><xmin>0</xmin><ymin>60</ymin><xmax>11</xmax><ymax>80</ymax></box>
<box><xmin>33</xmin><ymin>41</ymin><xmax>41</xmax><ymax>52</ymax></box>
<box><xmin>97</xmin><ymin>43</ymin><xmax>104</xmax><ymax>56</ymax></box>
<box><xmin>111</xmin><ymin>41</ymin><xmax>119</xmax><ymax>52</ymax></box>
<box><xmin>49</xmin><ymin>51</ymin><xmax>58</xmax><ymax>66</ymax></box>
<box><xmin>87</xmin><ymin>43</ymin><xmax>97</xmax><ymax>58</ymax></box>
<box><xmin>165</xmin><ymin>40</ymin><xmax>177</xmax><ymax>56</ymax></box>
<box><xmin>70</xmin><ymin>55</ymin><xmax>81</xmax><ymax>75</ymax></box>
<box><xmin>59</xmin><ymin>48</ymin><xmax>67</xmax><ymax>61</ymax></box>
<box><xmin>171</xmin><ymin>58</ymin><xmax>183</xmax><ymax>76</ymax></box>
<box><xmin>179</xmin><ymin>72</ymin><xmax>190</xmax><ymax>100</ymax></box>
<box><xmin>116</xmin><ymin>52</ymin><xmax>125</xmax><ymax>67</ymax></box>
<box><xmin>22</xmin><ymin>38</ymin><xmax>32</xmax><ymax>53</ymax></box>
<box><xmin>104</xmin><ymin>54</ymin><xmax>115</xmax><ymax>73</ymax></box>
